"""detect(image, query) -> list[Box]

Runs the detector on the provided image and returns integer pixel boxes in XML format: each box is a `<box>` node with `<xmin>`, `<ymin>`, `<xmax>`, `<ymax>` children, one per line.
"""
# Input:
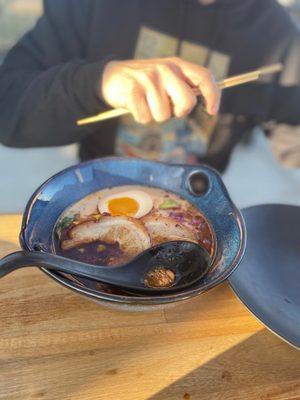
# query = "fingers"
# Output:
<box><xmin>136</xmin><ymin>70</ymin><xmax>171</xmax><ymax>123</ymax></box>
<box><xmin>158</xmin><ymin>64</ymin><xmax>197</xmax><ymax>118</ymax></box>
<box><xmin>102</xmin><ymin>57</ymin><xmax>220</xmax><ymax>125</ymax></box>
<box><xmin>196</xmin><ymin>69</ymin><xmax>221</xmax><ymax>115</ymax></box>
<box><xmin>125</xmin><ymin>81</ymin><xmax>152</xmax><ymax>124</ymax></box>
<box><xmin>170</xmin><ymin>57</ymin><xmax>221</xmax><ymax>115</ymax></box>
<box><xmin>125</xmin><ymin>75</ymin><xmax>172</xmax><ymax>124</ymax></box>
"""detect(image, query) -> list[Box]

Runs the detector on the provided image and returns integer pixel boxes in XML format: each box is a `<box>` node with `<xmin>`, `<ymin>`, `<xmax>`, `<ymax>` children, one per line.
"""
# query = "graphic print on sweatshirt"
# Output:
<box><xmin>115</xmin><ymin>26</ymin><xmax>231</xmax><ymax>164</ymax></box>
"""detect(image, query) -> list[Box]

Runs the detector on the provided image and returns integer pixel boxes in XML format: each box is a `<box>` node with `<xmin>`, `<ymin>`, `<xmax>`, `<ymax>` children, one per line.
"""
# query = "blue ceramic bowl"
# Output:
<box><xmin>20</xmin><ymin>157</ymin><xmax>246</xmax><ymax>309</ymax></box>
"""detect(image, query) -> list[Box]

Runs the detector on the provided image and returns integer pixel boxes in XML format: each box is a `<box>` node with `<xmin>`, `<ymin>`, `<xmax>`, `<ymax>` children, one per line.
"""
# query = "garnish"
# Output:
<box><xmin>56</xmin><ymin>215</ymin><xmax>76</xmax><ymax>236</ymax></box>
<box><xmin>159</xmin><ymin>199</ymin><xmax>180</xmax><ymax>210</ymax></box>
<box><xmin>92</xmin><ymin>213</ymin><xmax>102</xmax><ymax>221</ymax></box>
<box><xmin>169</xmin><ymin>211</ymin><xmax>185</xmax><ymax>224</ymax></box>
<box><xmin>97</xmin><ymin>244</ymin><xmax>106</xmax><ymax>252</ymax></box>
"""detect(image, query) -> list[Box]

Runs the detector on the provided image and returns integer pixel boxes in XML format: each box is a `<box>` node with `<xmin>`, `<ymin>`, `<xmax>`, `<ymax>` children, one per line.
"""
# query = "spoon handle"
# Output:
<box><xmin>0</xmin><ymin>251</ymin><xmax>117</xmax><ymax>283</ymax></box>
<box><xmin>0</xmin><ymin>251</ymin><xmax>35</xmax><ymax>277</ymax></box>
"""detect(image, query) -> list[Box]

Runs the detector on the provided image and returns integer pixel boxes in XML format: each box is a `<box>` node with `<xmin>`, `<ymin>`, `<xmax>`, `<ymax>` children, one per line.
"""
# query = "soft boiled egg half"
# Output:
<box><xmin>98</xmin><ymin>190</ymin><xmax>153</xmax><ymax>218</ymax></box>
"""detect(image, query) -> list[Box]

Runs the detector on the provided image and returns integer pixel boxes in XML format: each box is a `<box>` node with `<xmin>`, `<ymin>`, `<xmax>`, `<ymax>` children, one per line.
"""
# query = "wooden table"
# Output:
<box><xmin>0</xmin><ymin>215</ymin><xmax>299</xmax><ymax>400</ymax></box>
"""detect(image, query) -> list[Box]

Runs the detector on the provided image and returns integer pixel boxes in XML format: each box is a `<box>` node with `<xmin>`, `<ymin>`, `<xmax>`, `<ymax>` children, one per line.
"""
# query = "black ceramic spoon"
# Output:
<box><xmin>0</xmin><ymin>241</ymin><xmax>211</xmax><ymax>293</ymax></box>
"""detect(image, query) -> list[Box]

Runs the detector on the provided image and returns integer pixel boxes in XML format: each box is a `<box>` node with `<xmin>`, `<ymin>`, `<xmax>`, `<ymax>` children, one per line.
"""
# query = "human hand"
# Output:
<box><xmin>101</xmin><ymin>57</ymin><xmax>220</xmax><ymax>124</ymax></box>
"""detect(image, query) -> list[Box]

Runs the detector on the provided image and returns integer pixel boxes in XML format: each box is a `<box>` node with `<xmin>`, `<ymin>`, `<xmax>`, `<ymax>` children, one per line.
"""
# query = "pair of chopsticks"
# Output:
<box><xmin>77</xmin><ymin>63</ymin><xmax>283</xmax><ymax>126</ymax></box>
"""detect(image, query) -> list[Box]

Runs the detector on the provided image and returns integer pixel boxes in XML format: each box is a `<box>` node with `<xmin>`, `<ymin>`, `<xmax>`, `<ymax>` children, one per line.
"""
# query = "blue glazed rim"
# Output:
<box><xmin>20</xmin><ymin>157</ymin><xmax>246</xmax><ymax>305</ymax></box>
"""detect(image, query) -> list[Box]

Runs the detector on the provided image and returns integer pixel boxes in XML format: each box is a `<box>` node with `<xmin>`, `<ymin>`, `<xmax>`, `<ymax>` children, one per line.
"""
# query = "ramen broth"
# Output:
<box><xmin>55</xmin><ymin>185</ymin><xmax>215</xmax><ymax>266</ymax></box>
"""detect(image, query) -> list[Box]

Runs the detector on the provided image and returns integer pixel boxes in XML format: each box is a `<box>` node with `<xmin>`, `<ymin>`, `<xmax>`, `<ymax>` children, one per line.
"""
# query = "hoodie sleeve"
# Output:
<box><xmin>0</xmin><ymin>0</ymin><xmax>108</xmax><ymax>147</ymax></box>
<box><xmin>266</xmin><ymin>31</ymin><xmax>300</xmax><ymax>126</ymax></box>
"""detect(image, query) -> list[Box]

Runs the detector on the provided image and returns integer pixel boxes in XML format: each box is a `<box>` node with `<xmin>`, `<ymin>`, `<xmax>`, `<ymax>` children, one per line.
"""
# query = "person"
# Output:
<box><xmin>0</xmin><ymin>0</ymin><xmax>299</xmax><ymax>172</ymax></box>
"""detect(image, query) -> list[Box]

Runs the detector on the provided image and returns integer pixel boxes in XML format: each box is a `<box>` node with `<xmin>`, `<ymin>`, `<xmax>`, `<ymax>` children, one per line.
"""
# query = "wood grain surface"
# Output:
<box><xmin>0</xmin><ymin>215</ymin><xmax>299</xmax><ymax>400</ymax></box>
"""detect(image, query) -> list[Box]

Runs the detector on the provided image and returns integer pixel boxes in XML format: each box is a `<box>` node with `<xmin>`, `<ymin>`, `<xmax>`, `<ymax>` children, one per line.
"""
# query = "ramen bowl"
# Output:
<box><xmin>20</xmin><ymin>157</ymin><xmax>246</xmax><ymax>310</ymax></box>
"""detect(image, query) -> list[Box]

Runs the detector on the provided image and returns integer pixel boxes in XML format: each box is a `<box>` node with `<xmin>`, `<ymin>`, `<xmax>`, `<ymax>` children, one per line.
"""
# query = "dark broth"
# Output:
<box><xmin>56</xmin><ymin>240</ymin><xmax>125</xmax><ymax>266</ymax></box>
<box><xmin>55</xmin><ymin>185</ymin><xmax>215</xmax><ymax>267</ymax></box>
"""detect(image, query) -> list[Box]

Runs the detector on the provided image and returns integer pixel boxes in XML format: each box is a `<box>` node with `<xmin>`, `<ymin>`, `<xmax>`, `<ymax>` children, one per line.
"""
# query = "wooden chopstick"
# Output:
<box><xmin>77</xmin><ymin>63</ymin><xmax>282</xmax><ymax>126</ymax></box>
<box><xmin>77</xmin><ymin>73</ymin><xmax>260</xmax><ymax>125</ymax></box>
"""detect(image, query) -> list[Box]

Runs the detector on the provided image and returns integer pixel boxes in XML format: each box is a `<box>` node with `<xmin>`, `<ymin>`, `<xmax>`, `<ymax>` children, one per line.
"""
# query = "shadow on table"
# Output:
<box><xmin>149</xmin><ymin>330</ymin><xmax>300</xmax><ymax>400</ymax></box>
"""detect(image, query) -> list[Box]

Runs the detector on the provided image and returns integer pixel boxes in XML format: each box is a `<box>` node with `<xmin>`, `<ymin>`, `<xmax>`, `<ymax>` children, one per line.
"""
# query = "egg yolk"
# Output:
<box><xmin>108</xmin><ymin>197</ymin><xmax>139</xmax><ymax>217</ymax></box>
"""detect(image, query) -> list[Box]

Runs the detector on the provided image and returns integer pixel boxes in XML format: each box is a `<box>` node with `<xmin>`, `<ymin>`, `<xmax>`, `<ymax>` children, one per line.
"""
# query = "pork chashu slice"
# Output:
<box><xmin>142</xmin><ymin>216</ymin><xmax>199</xmax><ymax>245</ymax></box>
<box><xmin>61</xmin><ymin>216</ymin><xmax>151</xmax><ymax>256</ymax></box>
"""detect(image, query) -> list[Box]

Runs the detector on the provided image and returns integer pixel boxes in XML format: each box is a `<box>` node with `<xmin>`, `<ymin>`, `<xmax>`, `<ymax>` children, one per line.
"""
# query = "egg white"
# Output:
<box><xmin>98</xmin><ymin>190</ymin><xmax>153</xmax><ymax>218</ymax></box>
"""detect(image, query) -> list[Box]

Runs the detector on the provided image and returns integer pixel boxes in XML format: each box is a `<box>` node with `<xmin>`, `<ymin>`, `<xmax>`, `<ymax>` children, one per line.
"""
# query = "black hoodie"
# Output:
<box><xmin>0</xmin><ymin>0</ymin><xmax>299</xmax><ymax>170</ymax></box>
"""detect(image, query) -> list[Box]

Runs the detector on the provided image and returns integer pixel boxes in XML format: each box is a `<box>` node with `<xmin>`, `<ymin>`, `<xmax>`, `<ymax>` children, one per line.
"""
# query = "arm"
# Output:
<box><xmin>267</xmin><ymin>33</ymin><xmax>300</xmax><ymax>126</ymax></box>
<box><xmin>0</xmin><ymin>0</ymin><xmax>220</xmax><ymax>148</ymax></box>
<box><xmin>0</xmin><ymin>0</ymin><xmax>106</xmax><ymax>147</ymax></box>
